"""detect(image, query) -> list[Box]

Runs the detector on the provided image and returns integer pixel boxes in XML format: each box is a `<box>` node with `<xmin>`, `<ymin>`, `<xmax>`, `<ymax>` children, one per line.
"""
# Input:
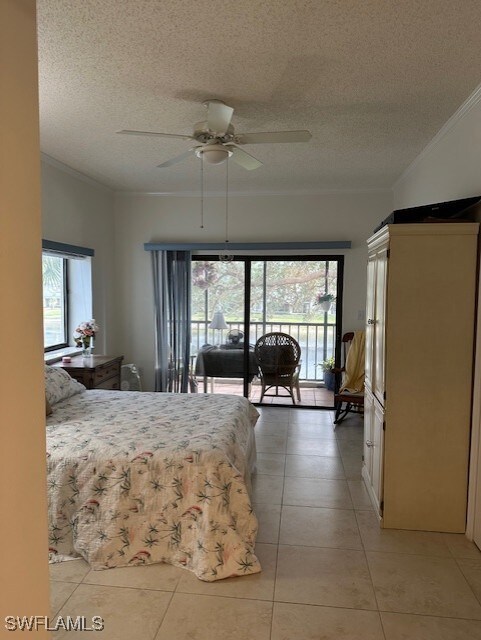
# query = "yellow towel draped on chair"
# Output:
<box><xmin>339</xmin><ymin>330</ymin><xmax>365</xmax><ymax>393</ymax></box>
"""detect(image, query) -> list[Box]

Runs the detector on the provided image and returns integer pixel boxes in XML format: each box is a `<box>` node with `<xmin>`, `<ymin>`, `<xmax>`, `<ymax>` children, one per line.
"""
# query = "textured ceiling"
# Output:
<box><xmin>37</xmin><ymin>0</ymin><xmax>481</xmax><ymax>193</ymax></box>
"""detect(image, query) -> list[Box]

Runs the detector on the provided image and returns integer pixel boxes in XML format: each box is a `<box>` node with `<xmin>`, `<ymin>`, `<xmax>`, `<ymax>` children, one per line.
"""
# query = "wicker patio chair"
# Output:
<box><xmin>254</xmin><ymin>332</ymin><xmax>301</xmax><ymax>404</ymax></box>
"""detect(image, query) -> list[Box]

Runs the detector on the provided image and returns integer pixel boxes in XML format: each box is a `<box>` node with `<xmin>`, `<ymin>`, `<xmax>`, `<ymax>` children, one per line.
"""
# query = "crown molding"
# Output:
<box><xmin>393</xmin><ymin>82</ymin><xmax>481</xmax><ymax>190</ymax></box>
<box><xmin>41</xmin><ymin>153</ymin><xmax>113</xmax><ymax>193</ymax></box>
<box><xmin>115</xmin><ymin>187</ymin><xmax>392</xmax><ymax>198</ymax></box>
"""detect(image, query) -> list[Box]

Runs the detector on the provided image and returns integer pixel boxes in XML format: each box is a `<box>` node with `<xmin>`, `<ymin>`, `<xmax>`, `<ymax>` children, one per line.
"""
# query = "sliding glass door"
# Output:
<box><xmin>191</xmin><ymin>256</ymin><xmax>343</xmax><ymax>408</ymax></box>
<box><xmin>191</xmin><ymin>260</ymin><xmax>250</xmax><ymax>395</ymax></box>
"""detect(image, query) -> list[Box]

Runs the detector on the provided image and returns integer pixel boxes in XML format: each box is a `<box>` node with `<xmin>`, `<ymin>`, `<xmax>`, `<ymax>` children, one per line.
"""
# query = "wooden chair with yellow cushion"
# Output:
<box><xmin>333</xmin><ymin>331</ymin><xmax>365</xmax><ymax>425</ymax></box>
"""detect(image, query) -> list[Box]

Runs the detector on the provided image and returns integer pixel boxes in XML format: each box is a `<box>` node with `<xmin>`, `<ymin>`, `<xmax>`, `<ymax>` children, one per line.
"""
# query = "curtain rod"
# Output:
<box><xmin>42</xmin><ymin>239</ymin><xmax>95</xmax><ymax>257</ymax></box>
<box><xmin>144</xmin><ymin>241</ymin><xmax>351</xmax><ymax>251</ymax></box>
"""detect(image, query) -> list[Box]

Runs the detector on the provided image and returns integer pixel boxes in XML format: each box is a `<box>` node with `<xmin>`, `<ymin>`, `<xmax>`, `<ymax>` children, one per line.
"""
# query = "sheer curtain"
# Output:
<box><xmin>151</xmin><ymin>250</ymin><xmax>191</xmax><ymax>392</ymax></box>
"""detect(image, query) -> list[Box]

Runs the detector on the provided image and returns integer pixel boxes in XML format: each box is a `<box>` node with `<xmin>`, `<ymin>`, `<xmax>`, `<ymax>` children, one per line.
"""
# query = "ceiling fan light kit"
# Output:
<box><xmin>117</xmin><ymin>99</ymin><xmax>312</xmax><ymax>171</ymax></box>
<box><xmin>195</xmin><ymin>144</ymin><xmax>233</xmax><ymax>165</ymax></box>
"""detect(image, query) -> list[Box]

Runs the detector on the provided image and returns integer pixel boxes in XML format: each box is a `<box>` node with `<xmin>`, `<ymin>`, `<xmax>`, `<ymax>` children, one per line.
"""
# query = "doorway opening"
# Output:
<box><xmin>191</xmin><ymin>256</ymin><xmax>344</xmax><ymax>408</ymax></box>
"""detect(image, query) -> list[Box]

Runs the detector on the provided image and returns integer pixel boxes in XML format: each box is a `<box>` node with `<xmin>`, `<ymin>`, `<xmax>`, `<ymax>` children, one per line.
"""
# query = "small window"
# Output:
<box><xmin>42</xmin><ymin>240</ymin><xmax>94</xmax><ymax>355</ymax></box>
<box><xmin>42</xmin><ymin>254</ymin><xmax>68</xmax><ymax>350</ymax></box>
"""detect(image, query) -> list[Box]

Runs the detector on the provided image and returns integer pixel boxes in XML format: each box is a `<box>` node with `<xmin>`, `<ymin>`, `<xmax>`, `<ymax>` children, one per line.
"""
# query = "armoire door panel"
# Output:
<box><xmin>365</xmin><ymin>255</ymin><xmax>377</xmax><ymax>391</ymax></box>
<box><xmin>373</xmin><ymin>247</ymin><xmax>388</xmax><ymax>405</ymax></box>
<box><xmin>363</xmin><ymin>385</ymin><xmax>374</xmax><ymax>482</ymax></box>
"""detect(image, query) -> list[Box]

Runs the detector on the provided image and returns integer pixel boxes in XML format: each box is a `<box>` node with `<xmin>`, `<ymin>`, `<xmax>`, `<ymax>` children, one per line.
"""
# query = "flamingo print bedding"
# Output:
<box><xmin>46</xmin><ymin>390</ymin><xmax>260</xmax><ymax>581</ymax></box>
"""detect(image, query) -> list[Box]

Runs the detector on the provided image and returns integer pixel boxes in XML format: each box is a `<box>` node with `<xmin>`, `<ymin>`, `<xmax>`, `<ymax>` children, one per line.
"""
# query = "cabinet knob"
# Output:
<box><xmin>367</xmin><ymin>319</ymin><xmax>376</xmax><ymax>325</ymax></box>
<box><xmin>366</xmin><ymin>440</ymin><xmax>374</xmax><ymax>447</ymax></box>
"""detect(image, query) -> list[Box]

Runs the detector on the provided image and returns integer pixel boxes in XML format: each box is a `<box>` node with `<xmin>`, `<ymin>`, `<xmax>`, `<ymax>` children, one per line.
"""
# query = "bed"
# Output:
<box><xmin>45</xmin><ymin>365</ymin><xmax>260</xmax><ymax>582</ymax></box>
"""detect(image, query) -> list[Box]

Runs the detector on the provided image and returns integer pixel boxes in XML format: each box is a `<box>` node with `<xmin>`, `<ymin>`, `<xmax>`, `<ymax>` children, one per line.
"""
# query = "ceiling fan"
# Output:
<box><xmin>117</xmin><ymin>99</ymin><xmax>312</xmax><ymax>170</ymax></box>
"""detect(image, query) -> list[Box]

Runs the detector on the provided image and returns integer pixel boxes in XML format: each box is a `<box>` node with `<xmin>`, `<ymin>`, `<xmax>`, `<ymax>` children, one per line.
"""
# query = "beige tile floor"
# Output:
<box><xmin>49</xmin><ymin>408</ymin><xmax>481</xmax><ymax>639</ymax></box>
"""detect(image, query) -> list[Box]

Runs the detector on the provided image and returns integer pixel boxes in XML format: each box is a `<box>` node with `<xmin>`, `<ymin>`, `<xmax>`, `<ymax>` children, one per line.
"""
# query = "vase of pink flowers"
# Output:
<box><xmin>74</xmin><ymin>319</ymin><xmax>99</xmax><ymax>357</ymax></box>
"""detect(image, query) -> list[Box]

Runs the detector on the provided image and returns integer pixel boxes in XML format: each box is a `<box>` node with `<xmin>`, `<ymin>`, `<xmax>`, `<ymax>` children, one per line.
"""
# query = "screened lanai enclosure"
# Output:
<box><xmin>190</xmin><ymin>256</ymin><xmax>343</xmax><ymax>408</ymax></box>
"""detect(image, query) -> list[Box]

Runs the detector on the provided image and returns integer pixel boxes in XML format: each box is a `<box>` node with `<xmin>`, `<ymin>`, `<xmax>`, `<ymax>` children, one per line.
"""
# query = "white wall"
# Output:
<box><xmin>114</xmin><ymin>191</ymin><xmax>392</xmax><ymax>390</ymax></box>
<box><xmin>393</xmin><ymin>93</ymin><xmax>481</xmax><ymax>208</ymax></box>
<box><xmin>41</xmin><ymin>159</ymin><xmax>116</xmax><ymax>353</ymax></box>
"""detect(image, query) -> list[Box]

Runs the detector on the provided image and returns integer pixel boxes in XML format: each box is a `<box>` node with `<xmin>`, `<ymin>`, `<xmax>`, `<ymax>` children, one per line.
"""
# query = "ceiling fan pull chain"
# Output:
<box><xmin>200</xmin><ymin>153</ymin><xmax>204</xmax><ymax>229</ymax></box>
<box><xmin>220</xmin><ymin>158</ymin><xmax>233</xmax><ymax>262</ymax></box>
<box><xmin>225</xmin><ymin>157</ymin><xmax>229</xmax><ymax>244</ymax></box>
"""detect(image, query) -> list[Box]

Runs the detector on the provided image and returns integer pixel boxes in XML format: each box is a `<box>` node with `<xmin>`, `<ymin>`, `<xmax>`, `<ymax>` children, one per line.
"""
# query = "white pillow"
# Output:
<box><xmin>44</xmin><ymin>365</ymin><xmax>86</xmax><ymax>406</ymax></box>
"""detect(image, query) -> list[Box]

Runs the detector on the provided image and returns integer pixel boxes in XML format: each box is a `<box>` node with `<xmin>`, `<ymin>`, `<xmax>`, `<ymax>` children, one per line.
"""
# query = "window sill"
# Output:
<box><xmin>44</xmin><ymin>346</ymin><xmax>83</xmax><ymax>364</ymax></box>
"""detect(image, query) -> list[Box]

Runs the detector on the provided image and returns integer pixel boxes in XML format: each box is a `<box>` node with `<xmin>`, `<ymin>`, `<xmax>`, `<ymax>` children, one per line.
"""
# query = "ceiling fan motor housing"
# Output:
<box><xmin>193</xmin><ymin>121</ymin><xmax>235</xmax><ymax>144</ymax></box>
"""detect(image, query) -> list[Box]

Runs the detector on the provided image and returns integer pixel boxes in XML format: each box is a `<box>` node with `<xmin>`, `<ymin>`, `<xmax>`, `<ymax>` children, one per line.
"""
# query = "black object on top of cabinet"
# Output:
<box><xmin>373</xmin><ymin>196</ymin><xmax>481</xmax><ymax>234</ymax></box>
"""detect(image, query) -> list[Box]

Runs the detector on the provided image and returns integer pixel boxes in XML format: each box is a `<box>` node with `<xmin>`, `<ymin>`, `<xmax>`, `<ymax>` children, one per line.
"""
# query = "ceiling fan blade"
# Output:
<box><xmin>206</xmin><ymin>101</ymin><xmax>234</xmax><ymax>134</ymax></box>
<box><xmin>117</xmin><ymin>129</ymin><xmax>194</xmax><ymax>140</ymax></box>
<box><xmin>228</xmin><ymin>144</ymin><xmax>263</xmax><ymax>171</ymax></box>
<box><xmin>236</xmin><ymin>130</ymin><xmax>312</xmax><ymax>144</ymax></box>
<box><xmin>157</xmin><ymin>149</ymin><xmax>194</xmax><ymax>168</ymax></box>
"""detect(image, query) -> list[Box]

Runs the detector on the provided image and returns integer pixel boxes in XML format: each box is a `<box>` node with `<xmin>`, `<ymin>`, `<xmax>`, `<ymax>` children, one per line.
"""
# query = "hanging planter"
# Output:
<box><xmin>315</xmin><ymin>293</ymin><xmax>335</xmax><ymax>313</ymax></box>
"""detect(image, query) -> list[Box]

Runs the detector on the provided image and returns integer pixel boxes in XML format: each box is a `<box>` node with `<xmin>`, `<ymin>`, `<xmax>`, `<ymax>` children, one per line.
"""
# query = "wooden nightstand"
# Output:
<box><xmin>52</xmin><ymin>355</ymin><xmax>124</xmax><ymax>390</ymax></box>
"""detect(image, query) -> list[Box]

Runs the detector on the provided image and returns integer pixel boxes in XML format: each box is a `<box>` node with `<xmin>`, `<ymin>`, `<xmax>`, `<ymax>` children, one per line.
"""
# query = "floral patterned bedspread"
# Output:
<box><xmin>46</xmin><ymin>390</ymin><xmax>260</xmax><ymax>581</ymax></box>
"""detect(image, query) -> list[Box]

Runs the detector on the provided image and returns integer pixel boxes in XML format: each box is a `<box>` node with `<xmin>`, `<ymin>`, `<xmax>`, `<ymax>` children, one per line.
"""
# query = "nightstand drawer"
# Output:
<box><xmin>51</xmin><ymin>355</ymin><xmax>123</xmax><ymax>390</ymax></box>
<box><xmin>96</xmin><ymin>376</ymin><xmax>120</xmax><ymax>390</ymax></box>
<box><xmin>94</xmin><ymin>361</ymin><xmax>121</xmax><ymax>385</ymax></box>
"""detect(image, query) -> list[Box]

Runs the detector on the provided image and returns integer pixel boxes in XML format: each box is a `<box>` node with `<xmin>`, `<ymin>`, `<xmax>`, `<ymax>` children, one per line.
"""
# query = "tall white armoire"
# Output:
<box><xmin>362</xmin><ymin>223</ymin><xmax>479</xmax><ymax>532</ymax></box>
